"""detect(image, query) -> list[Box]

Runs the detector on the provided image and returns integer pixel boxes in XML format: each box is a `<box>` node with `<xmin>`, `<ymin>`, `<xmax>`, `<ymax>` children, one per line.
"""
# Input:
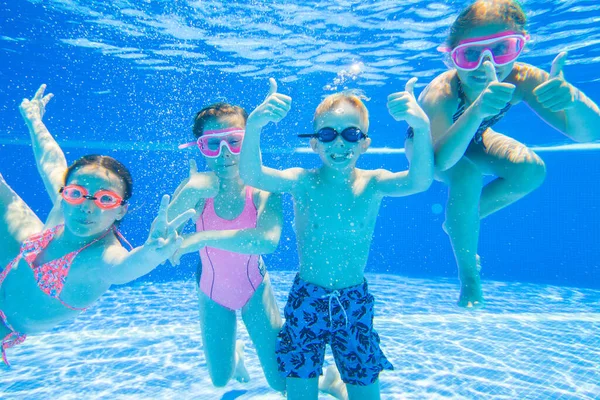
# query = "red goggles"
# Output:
<box><xmin>178</xmin><ymin>127</ymin><xmax>245</xmax><ymax>158</ymax></box>
<box><xmin>442</xmin><ymin>31</ymin><xmax>529</xmax><ymax>71</ymax></box>
<box><xmin>60</xmin><ymin>185</ymin><xmax>126</xmax><ymax>210</ymax></box>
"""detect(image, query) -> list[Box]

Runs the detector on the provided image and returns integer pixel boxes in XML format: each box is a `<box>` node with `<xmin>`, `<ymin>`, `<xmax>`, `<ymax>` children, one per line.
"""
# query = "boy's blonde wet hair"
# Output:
<box><xmin>446</xmin><ymin>0</ymin><xmax>527</xmax><ymax>49</ymax></box>
<box><xmin>313</xmin><ymin>92</ymin><xmax>370</xmax><ymax>133</ymax></box>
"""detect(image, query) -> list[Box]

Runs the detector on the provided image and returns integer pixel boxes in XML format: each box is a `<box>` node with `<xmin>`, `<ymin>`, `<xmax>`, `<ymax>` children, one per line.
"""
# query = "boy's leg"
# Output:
<box><xmin>0</xmin><ymin>172</ymin><xmax>42</xmax><ymax>265</ymax></box>
<box><xmin>241</xmin><ymin>273</ymin><xmax>286</xmax><ymax>393</ymax></box>
<box><xmin>346</xmin><ymin>380</ymin><xmax>380</xmax><ymax>400</ymax></box>
<box><xmin>197</xmin><ymin>288</ymin><xmax>238</xmax><ymax>387</ymax></box>
<box><xmin>286</xmin><ymin>377</ymin><xmax>319</xmax><ymax>400</ymax></box>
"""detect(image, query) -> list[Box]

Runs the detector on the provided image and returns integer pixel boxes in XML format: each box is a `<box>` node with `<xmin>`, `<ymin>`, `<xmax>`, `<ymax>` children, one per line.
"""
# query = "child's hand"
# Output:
<box><xmin>533</xmin><ymin>52</ymin><xmax>577</xmax><ymax>112</ymax></box>
<box><xmin>472</xmin><ymin>62</ymin><xmax>516</xmax><ymax>119</ymax></box>
<box><xmin>145</xmin><ymin>194</ymin><xmax>196</xmax><ymax>261</ymax></box>
<box><xmin>19</xmin><ymin>84</ymin><xmax>54</xmax><ymax>124</ymax></box>
<box><xmin>247</xmin><ymin>78</ymin><xmax>292</xmax><ymax>129</ymax></box>
<box><xmin>387</xmin><ymin>77</ymin><xmax>430</xmax><ymax>131</ymax></box>
<box><xmin>168</xmin><ymin>238</ymin><xmax>205</xmax><ymax>266</ymax></box>
<box><xmin>183</xmin><ymin>159</ymin><xmax>219</xmax><ymax>196</ymax></box>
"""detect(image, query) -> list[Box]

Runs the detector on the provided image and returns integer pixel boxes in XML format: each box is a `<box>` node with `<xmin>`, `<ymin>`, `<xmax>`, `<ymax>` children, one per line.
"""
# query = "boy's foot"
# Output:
<box><xmin>318</xmin><ymin>365</ymin><xmax>348</xmax><ymax>399</ymax></box>
<box><xmin>233</xmin><ymin>341</ymin><xmax>250</xmax><ymax>383</ymax></box>
<box><xmin>457</xmin><ymin>274</ymin><xmax>485</xmax><ymax>309</ymax></box>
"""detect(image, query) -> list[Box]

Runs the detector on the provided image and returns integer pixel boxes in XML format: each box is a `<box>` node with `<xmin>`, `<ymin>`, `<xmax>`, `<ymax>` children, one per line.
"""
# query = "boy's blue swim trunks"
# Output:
<box><xmin>276</xmin><ymin>274</ymin><xmax>393</xmax><ymax>386</ymax></box>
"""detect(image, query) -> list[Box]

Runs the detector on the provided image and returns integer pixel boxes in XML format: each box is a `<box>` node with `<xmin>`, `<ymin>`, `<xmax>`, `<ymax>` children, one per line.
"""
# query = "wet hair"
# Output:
<box><xmin>313</xmin><ymin>91</ymin><xmax>370</xmax><ymax>133</ymax></box>
<box><xmin>446</xmin><ymin>0</ymin><xmax>527</xmax><ymax>49</ymax></box>
<box><xmin>64</xmin><ymin>155</ymin><xmax>133</xmax><ymax>202</ymax></box>
<box><xmin>192</xmin><ymin>102</ymin><xmax>248</xmax><ymax>138</ymax></box>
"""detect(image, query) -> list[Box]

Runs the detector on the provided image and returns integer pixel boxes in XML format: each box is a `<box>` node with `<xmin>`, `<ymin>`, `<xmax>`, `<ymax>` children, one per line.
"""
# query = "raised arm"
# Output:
<box><xmin>171</xmin><ymin>189</ymin><xmax>283</xmax><ymax>264</ymax></box>
<box><xmin>374</xmin><ymin>78</ymin><xmax>434</xmax><ymax>197</ymax></box>
<box><xmin>239</xmin><ymin>78</ymin><xmax>303</xmax><ymax>194</ymax></box>
<box><xmin>432</xmin><ymin>63</ymin><xmax>516</xmax><ymax>171</ymax></box>
<box><xmin>525</xmin><ymin>52</ymin><xmax>600</xmax><ymax>143</ymax></box>
<box><xmin>19</xmin><ymin>84</ymin><xmax>68</xmax><ymax>204</ymax></box>
<box><xmin>104</xmin><ymin>194</ymin><xmax>196</xmax><ymax>285</ymax></box>
<box><xmin>167</xmin><ymin>159</ymin><xmax>218</xmax><ymax>223</ymax></box>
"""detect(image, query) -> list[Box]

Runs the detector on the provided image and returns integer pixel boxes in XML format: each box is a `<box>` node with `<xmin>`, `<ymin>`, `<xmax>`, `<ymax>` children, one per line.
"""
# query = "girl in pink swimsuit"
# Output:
<box><xmin>169</xmin><ymin>102</ymin><xmax>287</xmax><ymax>391</ymax></box>
<box><xmin>0</xmin><ymin>84</ymin><xmax>195</xmax><ymax>366</ymax></box>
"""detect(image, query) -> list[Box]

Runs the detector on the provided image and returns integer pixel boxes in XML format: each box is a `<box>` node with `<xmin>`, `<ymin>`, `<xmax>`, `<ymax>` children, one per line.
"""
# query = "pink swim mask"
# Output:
<box><xmin>178</xmin><ymin>127</ymin><xmax>245</xmax><ymax>158</ymax></box>
<box><xmin>442</xmin><ymin>31</ymin><xmax>529</xmax><ymax>71</ymax></box>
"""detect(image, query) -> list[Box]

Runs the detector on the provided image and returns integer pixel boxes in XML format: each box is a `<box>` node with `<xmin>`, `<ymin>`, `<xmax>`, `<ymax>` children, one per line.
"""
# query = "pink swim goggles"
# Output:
<box><xmin>442</xmin><ymin>31</ymin><xmax>529</xmax><ymax>71</ymax></box>
<box><xmin>178</xmin><ymin>127</ymin><xmax>245</xmax><ymax>158</ymax></box>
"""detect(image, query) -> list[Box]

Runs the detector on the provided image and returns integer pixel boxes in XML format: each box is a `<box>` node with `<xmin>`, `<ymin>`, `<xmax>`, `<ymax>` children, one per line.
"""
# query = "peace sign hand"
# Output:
<box><xmin>247</xmin><ymin>78</ymin><xmax>292</xmax><ymax>129</ymax></box>
<box><xmin>145</xmin><ymin>194</ymin><xmax>196</xmax><ymax>261</ymax></box>
<box><xmin>533</xmin><ymin>52</ymin><xmax>577</xmax><ymax>112</ymax></box>
<box><xmin>387</xmin><ymin>77</ymin><xmax>430</xmax><ymax>131</ymax></box>
<box><xmin>19</xmin><ymin>84</ymin><xmax>54</xmax><ymax>124</ymax></box>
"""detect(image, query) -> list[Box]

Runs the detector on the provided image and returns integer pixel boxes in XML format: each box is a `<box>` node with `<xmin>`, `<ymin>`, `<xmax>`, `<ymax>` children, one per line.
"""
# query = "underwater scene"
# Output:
<box><xmin>0</xmin><ymin>0</ymin><xmax>599</xmax><ymax>399</ymax></box>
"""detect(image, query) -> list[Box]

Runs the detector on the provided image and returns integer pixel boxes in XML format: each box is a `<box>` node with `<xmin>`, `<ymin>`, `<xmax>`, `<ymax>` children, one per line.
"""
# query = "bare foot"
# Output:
<box><xmin>233</xmin><ymin>340</ymin><xmax>250</xmax><ymax>383</ymax></box>
<box><xmin>458</xmin><ymin>274</ymin><xmax>485</xmax><ymax>309</ymax></box>
<box><xmin>318</xmin><ymin>365</ymin><xmax>348</xmax><ymax>400</ymax></box>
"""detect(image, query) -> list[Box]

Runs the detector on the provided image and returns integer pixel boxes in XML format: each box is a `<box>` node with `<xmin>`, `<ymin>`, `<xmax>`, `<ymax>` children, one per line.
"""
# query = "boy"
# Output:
<box><xmin>239</xmin><ymin>78</ymin><xmax>434</xmax><ymax>400</ymax></box>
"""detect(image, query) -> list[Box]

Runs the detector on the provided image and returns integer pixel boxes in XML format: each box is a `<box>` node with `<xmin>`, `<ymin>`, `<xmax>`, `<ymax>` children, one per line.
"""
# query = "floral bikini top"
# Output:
<box><xmin>2</xmin><ymin>224</ymin><xmax>111</xmax><ymax>311</ymax></box>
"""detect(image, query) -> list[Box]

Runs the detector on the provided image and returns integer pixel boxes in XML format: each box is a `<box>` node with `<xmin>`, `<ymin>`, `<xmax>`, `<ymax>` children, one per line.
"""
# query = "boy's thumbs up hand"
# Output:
<box><xmin>247</xmin><ymin>78</ymin><xmax>292</xmax><ymax>129</ymax></box>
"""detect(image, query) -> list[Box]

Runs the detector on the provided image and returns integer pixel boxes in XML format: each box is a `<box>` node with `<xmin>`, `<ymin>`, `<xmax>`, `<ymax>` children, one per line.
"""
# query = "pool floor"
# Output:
<box><xmin>1</xmin><ymin>271</ymin><xmax>598</xmax><ymax>399</ymax></box>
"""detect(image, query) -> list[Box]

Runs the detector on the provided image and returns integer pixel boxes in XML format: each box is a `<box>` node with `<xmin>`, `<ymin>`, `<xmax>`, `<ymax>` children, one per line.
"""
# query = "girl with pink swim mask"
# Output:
<box><xmin>405</xmin><ymin>0</ymin><xmax>600</xmax><ymax>309</ymax></box>
<box><xmin>170</xmin><ymin>103</ymin><xmax>347</xmax><ymax>398</ymax></box>
<box><xmin>170</xmin><ymin>102</ymin><xmax>287</xmax><ymax>391</ymax></box>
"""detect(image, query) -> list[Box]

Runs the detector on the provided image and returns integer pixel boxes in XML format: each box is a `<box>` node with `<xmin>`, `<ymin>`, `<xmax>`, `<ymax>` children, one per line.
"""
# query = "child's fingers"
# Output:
<box><xmin>42</xmin><ymin>93</ymin><xmax>54</xmax><ymax>105</ymax></box>
<box><xmin>483</xmin><ymin>61</ymin><xmax>498</xmax><ymax>83</ymax></box>
<box><xmin>550</xmin><ymin>51</ymin><xmax>568</xmax><ymax>79</ymax></box>
<box><xmin>268</xmin><ymin>95</ymin><xmax>291</xmax><ymax>109</ymax></box>
<box><xmin>34</xmin><ymin>84</ymin><xmax>47</xmax><ymax>100</ymax></box>
<box><xmin>188</xmin><ymin>158</ymin><xmax>198</xmax><ymax>175</ymax></box>
<box><xmin>274</xmin><ymin>93</ymin><xmax>292</xmax><ymax>106</ymax></box>
<box><xmin>169</xmin><ymin>209</ymin><xmax>196</xmax><ymax>231</ymax></box>
<box><xmin>533</xmin><ymin>80</ymin><xmax>562</xmax><ymax>100</ymax></box>
<box><xmin>405</xmin><ymin>77</ymin><xmax>418</xmax><ymax>97</ymax></box>
<box><xmin>267</xmin><ymin>78</ymin><xmax>278</xmax><ymax>97</ymax></box>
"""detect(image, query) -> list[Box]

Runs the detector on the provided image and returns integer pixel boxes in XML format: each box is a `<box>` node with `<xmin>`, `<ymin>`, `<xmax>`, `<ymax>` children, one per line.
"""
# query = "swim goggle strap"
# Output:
<box><xmin>298</xmin><ymin>127</ymin><xmax>368</xmax><ymax>143</ymax></box>
<box><xmin>178</xmin><ymin>127</ymin><xmax>245</xmax><ymax>158</ymax></box>
<box><xmin>60</xmin><ymin>185</ymin><xmax>127</xmax><ymax>210</ymax></box>
<box><xmin>440</xmin><ymin>31</ymin><xmax>529</xmax><ymax>72</ymax></box>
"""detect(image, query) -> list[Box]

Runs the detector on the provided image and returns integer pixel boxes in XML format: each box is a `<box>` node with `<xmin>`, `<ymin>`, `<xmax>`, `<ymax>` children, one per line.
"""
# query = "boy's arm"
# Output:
<box><xmin>171</xmin><ymin>189</ymin><xmax>283</xmax><ymax>264</ymax></box>
<box><xmin>523</xmin><ymin>53</ymin><xmax>600</xmax><ymax>143</ymax></box>
<box><xmin>167</xmin><ymin>159</ymin><xmax>218</xmax><ymax>223</ymax></box>
<box><xmin>19</xmin><ymin>84</ymin><xmax>68</xmax><ymax>204</ymax></box>
<box><xmin>374</xmin><ymin>78</ymin><xmax>434</xmax><ymax>197</ymax></box>
<box><xmin>239</xmin><ymin>78</ymin><xmax>303</xmax><ymax>195</ymax></box>
<box><xmin>105</xmin><ymin>195</ymin><xmax>196</xmax><ymax>285</ymax></box>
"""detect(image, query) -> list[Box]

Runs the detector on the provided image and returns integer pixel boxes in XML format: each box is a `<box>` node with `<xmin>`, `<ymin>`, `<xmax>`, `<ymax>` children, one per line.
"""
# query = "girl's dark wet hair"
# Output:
<box><xmin>192</xmin><ymin>102</ymin><xmax>248</xmax><ymax>138</ymax></box>
<box><xmin>446</xmin><ymin>0</ymin><xmax>527</xmax><ymax>49</ymax></box>
<box><xmin>64</xmin><ymin>155</ymin><xmax>133</xmax><ymax>201</ymax></box>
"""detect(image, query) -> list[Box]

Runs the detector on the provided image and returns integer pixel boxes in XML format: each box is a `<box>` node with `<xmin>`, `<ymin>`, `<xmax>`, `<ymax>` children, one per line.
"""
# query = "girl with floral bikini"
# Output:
<box><xmin>0</xmin><ymin>84</ymin><xmax>195</xmax><ymax>365</ymax></box>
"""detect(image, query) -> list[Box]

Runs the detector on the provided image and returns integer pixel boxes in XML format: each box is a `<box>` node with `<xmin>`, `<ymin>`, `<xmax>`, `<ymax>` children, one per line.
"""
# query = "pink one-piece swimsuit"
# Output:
<box><xmin>196</xmin><ymin>187</ymin><xmax>265</xmax><ymax>311</ymax></box>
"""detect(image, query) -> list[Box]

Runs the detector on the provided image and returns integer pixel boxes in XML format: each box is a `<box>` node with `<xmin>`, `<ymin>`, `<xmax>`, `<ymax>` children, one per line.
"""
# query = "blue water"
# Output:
<box><xmin>1</xmin><ymin>0</ymin><xmax>599</xmax><ymax>398</ymax></box>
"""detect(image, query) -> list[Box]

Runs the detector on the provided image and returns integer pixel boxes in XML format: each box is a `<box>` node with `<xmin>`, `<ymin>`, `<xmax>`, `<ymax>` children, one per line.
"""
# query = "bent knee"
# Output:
<box><xmin>514</xmin><ymin>158</ymin><xmax>546</xmax><ymax>189</ymax></box>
